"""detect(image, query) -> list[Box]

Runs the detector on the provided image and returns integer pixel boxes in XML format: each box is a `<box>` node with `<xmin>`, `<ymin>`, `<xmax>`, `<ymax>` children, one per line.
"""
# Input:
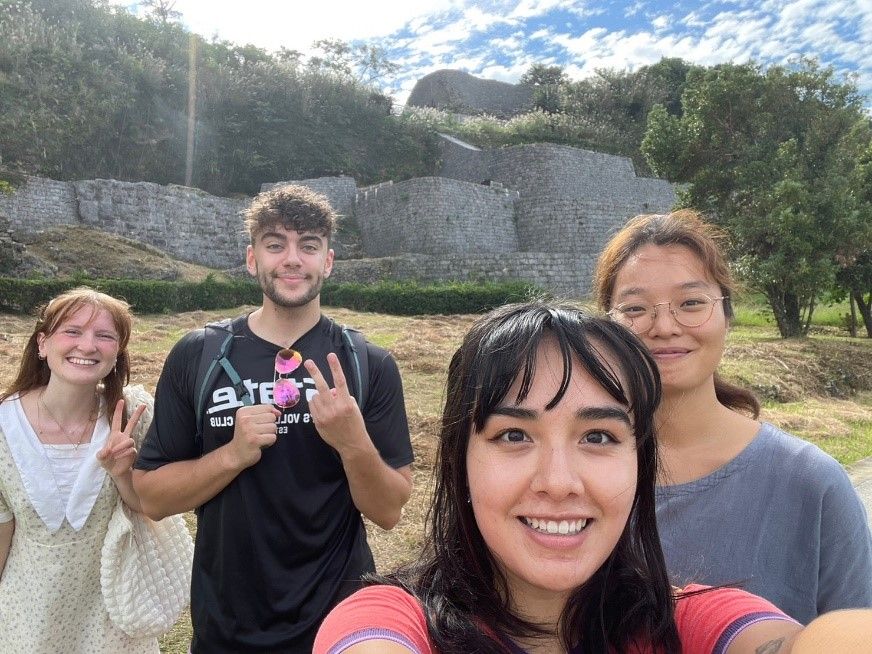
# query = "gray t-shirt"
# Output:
<box><xmin>657</xmin><ymin>422</ymin><xmax>872</xmax><ymax>624</ymax></box>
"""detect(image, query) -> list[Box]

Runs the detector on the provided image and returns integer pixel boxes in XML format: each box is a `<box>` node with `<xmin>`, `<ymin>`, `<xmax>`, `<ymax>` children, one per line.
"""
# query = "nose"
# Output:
<box><xmin>530</xmin><ymin>443</ymin><xmax>583</xmax><ymax>499</ymax></box>
<box><xmin>77</xmin><ymin>332</ymin><xmax>99</xmax><ymax>352</ymax></box>
<box><xmin>281</xmin><ymin>243</ymin><xmax>303</xmax><ymax>267</ymax></box>
<box><xmin>646</xmin><ymin>301</ymin><xmax>682</xmax><ymax>338</ymax></box>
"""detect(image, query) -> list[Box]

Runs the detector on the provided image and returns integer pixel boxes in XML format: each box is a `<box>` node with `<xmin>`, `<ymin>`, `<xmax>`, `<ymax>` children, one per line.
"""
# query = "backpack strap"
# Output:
<box><xmin>194</xmin><ymin>317</ymin><xmax>253</xmax><ymax>442</ymax></box>
<box><xmin>340</xmin><ymin>326</ymin><xmax>369</xmax><ymax>410</ymax></box>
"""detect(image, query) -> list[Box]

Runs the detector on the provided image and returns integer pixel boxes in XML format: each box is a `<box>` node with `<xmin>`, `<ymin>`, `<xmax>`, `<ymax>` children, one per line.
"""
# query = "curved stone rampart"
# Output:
<box><xmin>354</xmin><ymin>177</ymin><xmax>518</xmax><ymax>257</ymax></box>
<box><xmin>328</xmin><ymin>252</ymin><xmax>584</xmax><ymax>297</ymax></box>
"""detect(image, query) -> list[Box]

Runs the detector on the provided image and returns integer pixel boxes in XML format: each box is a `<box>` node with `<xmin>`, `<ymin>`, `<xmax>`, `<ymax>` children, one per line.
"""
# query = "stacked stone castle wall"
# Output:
<box><xmin>1</xmin><ymin>140</ymin><xmax>676</xmax><ymax>296</ymax></box>
<box><xmin>353</xmin><ymin>177</ymin><xmax>518</xmax><ymax>257</ymax></box>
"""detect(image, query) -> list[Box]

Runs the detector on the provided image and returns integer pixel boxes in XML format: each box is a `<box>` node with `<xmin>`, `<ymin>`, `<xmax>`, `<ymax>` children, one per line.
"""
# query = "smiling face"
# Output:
<box><xmin>465</xmin><ymin>338</ymin><xmax>637</xmax><ymax>616</ymax></box>
<box><xmin>37</xmin><ymin>305</ymin><xmax>120</xmax><ymax>388</ymax></box>
<box><xmin>611</xmin><ymin>243</ymin><xmax>728</xmax><ymax>395</ymax></box>
<box><xmin>246</xmin><ymin>225</ymin><xmax>334</xmax><ymax>310</ymax></box>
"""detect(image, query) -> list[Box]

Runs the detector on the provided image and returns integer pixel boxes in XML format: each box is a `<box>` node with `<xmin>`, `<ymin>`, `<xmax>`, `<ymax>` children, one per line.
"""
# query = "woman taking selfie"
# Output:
<box><xmin>593</xmin><ymin>210</ymin><xmax>872</xmax><ymax>623</ymax></box>
<box><xmin>314</xmin><ymin>301</ymin><xmax>870</xmax><ymax>653</ymax></box>
<box><xmin>0</xmin><ymin>287</ymin><xmax>157</xmax><ymax>653</ymax></box>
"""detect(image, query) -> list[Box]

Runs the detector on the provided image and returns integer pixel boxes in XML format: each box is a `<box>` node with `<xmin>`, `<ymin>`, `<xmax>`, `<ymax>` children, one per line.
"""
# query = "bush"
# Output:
<box><xmin>0</xmin><ymin>277</ymin><xmax>262</xmax><ymax>314</ymax></box>
<box><xmin>0</xmin><ymin>277</ymin><xmax>541</xmax><ymax>316</ymax></box>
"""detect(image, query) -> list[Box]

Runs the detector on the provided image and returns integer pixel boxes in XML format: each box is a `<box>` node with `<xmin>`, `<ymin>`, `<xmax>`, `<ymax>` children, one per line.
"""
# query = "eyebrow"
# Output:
<box><xmin>616</xmin><ymin>280</ymin><xmax>712</xmax><ymax>301</ymax></box>
<box><xmin>490</xmin><ymin>404</ymin><xmax>631</xmax><ymax>427</ymax></box>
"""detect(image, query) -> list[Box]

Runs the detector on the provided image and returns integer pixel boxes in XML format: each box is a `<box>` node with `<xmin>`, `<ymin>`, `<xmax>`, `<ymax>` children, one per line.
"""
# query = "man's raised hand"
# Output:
<box><xmin>304</xmin><ymin>353</ymin><xmax>367</xmax><ymax>453</ymax></box>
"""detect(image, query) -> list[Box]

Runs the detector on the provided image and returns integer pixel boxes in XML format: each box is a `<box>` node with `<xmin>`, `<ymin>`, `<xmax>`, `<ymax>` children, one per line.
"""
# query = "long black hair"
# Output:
<box><xmin>385</xmin><ymin>300</ymin><xmax>680</xmax><ymax>652</ymax></box>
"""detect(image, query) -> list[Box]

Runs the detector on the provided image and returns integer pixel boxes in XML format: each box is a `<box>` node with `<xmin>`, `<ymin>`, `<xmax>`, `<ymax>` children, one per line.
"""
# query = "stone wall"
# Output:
<box><xmin>1</xmin><ymin>176</ymin><xmax>78</xmax><ymax>233</ymax></box>
<box><xmin>329</xmin><ymin>252</ymin><xmax>584</xmax><ymax>297</ymax></box>
<box><xmin>1</xmin><ymin>138</ymin><xmax>677</xmax><ymax>296</ymax></box>
<box><xmin>354</xmin><ymin>177</ymin><xmax>518</xmax><ymax>256</ymax></box>
<box><xmin>74</xmin><ymin>180</ymin><xmax>248</xmax><ymax>269</ymax></box>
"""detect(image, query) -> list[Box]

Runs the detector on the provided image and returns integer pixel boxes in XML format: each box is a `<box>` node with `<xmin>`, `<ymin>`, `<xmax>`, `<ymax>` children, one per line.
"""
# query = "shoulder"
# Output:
<box><xmin>314</xmin><ymin>585</ymin><xmax>431</xmax><ymax>654</ymax></box>
<box><xmin>675</xmin><ymin>585</ymin><xmax>797</xmax><ymax>653</ymax></box>
<box><xmin>758</xmin><ymin>422</ymin><xmax>852</xmax><ymax>489</ymax></box>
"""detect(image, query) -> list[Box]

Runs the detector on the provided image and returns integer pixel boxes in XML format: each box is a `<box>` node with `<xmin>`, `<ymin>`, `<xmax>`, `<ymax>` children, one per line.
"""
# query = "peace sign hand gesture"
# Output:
<box><xmin>304</xmin><ymin>353</ymin><xmax>368</xmax><ymax>453</ymax></box>
<box><xmin>97</xmin><ymin>399</ymin><xmax>147</xmax><ymax>479</ymax></box>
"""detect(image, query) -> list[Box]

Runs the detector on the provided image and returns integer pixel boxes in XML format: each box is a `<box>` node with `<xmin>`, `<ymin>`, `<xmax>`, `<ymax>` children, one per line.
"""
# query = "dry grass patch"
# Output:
<box><xmin>1</xmin><ymin>306</ymin><xmax>869</xmax><ymax>653</ymax></box>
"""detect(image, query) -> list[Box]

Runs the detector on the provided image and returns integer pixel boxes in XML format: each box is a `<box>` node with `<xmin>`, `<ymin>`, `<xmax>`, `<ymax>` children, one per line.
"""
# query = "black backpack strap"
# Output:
<box><xmin>340</xmin><ymin>326</ymin><xmax>369</xmax><ymax>410</ymax></box>
<box><xmin>195</xmin><ymin>317</ymin><xmax>252</xmax><ymax>441</ymax></box>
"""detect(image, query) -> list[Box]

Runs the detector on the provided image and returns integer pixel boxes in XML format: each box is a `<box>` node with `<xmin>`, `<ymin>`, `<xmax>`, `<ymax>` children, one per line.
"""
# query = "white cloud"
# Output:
<box><xmin>651</xmin><ymin>15</ymin><xmax>669</xmax><ymax>30</ymax></box>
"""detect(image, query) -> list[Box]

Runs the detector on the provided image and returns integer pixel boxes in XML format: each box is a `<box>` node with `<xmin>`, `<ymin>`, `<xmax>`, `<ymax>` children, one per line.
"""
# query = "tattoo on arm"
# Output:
<box><xmin>755</xmin><ymin>638</ymin><xmax>786</xmax><ymax>654</ymax></box>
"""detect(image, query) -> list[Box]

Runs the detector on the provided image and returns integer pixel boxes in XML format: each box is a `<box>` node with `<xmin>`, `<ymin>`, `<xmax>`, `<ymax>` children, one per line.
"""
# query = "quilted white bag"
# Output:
<box><xmin>100</xmin><ymin>500</ymin><xmax>194</xmax><ymax>638</ymax></box>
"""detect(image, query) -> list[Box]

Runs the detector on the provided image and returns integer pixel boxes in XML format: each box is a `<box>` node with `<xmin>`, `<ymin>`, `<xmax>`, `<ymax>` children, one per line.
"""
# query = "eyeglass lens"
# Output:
<box><xmin>274</xmin><ymin>348</ymin><xmax>303</xmax><ymax>408</ymax></box>
<box><xmin>618</xmin><ymin>297</ymin><xmax>720</xmax><ymax>333</ymax></box>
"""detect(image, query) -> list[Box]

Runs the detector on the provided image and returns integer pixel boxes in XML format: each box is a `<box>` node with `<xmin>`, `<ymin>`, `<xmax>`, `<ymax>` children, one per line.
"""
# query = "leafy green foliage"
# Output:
<box><xmin>0</xmin><ymin>0</ymin><xmax>438</xmax><ymax>194</ymax></box>
<box><xmin>642</xmin><ymin>60</ymin><xmax>868</xmax><ymax>337</ymax></box>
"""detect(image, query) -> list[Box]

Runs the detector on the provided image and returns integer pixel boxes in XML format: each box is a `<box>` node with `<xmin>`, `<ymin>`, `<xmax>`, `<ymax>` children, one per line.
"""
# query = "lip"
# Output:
<box><xmin>649</xmin><ymin>347</ymin><xmax>691</xmax><ymax>359</ymax></box>
<box><xmin>519</xmin><ymin>516</ymin><xmax>592</xmax><ymax>549</ymax></box>
<box><xmin>67</xmin><ymin>357</ymin><xmax>99</xmax><ymax>366</ymax></box>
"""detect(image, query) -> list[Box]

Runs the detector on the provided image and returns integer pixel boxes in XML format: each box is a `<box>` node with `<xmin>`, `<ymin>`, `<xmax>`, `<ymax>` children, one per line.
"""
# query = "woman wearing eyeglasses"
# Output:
<box><xmin>593</xmin><ymin>209</ymin><xmax>872</xmax><ymax>623</ymax></box>
<box><xmin>0</xmin><ymin>287</ymin><xmax>158</xmax><ymax>653</ymax></box>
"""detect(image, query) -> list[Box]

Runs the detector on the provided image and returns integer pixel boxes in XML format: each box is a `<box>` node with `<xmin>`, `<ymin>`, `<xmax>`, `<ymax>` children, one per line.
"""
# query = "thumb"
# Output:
<box><xmin>96</xmin><ymin>447</ymin><xmax>109</xmax><ymax>461</ymax></box>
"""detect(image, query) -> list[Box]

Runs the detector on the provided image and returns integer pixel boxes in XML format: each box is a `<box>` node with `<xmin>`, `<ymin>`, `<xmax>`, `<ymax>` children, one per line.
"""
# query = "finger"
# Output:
<box><xmin>111</xmin><ymin>399</ymin><xmax>125</xmax><ymax>434</ymax></box>
<box><xmin>325</xmin><ymin>353</ymin><xmax>350</xmax><ymax>397</ymax></box>
<box><xmin>237</xmin><ymin>405</ymin><xmax>281</xmax><ymax>419</ymax></box>
<box><xmin>110</xmin><ymin>447</ymin><xmax>137</xmax><ymax>461</ymax></box>
<box><xmin>109</xmin><ymin>438</ymin><xmax>136</xmax><ymax>456</ymax></box>
<box><xmin>96</xmin><ymin>447</ymin><xmax>109</xmax><ymax>461</ymax></box>
<box><xmin>123</xmin><ymin>404</ymin><xmax>147</xmax><ymax>435</ymax></box>
<box><xmin>304</xmin><ymin>359</ymin><xmax>330</xmax><ymax>395</ymax></box>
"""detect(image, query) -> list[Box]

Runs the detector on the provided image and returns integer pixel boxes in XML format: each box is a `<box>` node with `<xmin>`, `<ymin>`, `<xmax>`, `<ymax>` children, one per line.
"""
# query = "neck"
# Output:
<box><xmin>39</xmin><ymin>378</ymin><xmax>99</xmax><ymax>423</ymax></box>
<box><xmin>249</xmin><ymin>297</ymin><xmax>322</xmax><ymax>347</ymax></box>
<box><xmin>655</xmin><ymin>378</ymin><xmax>723</xmax><ymax>448</ymax></box>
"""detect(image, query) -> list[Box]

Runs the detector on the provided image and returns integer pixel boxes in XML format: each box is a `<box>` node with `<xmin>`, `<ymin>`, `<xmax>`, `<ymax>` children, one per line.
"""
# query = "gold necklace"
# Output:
<box><xmin>37</xmin><ymin>391</ymin><xmax>98</xmax><ymax>451</ymax></box>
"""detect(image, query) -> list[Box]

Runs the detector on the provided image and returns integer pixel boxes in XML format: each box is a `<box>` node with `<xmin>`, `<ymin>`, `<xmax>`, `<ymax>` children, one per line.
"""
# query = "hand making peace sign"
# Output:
<box><xmin>96</xmin><ymin>399</ymin><xmax>147</xmax><ymax>479</ymax></box>
<box><xmin>304</xmin><ymin>353</ymin><xmax>368</xmax><ymax>453</ymax></box>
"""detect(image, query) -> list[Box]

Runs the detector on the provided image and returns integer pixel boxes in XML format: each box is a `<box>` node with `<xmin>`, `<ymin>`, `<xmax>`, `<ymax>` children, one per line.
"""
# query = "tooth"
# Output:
<box><xmin>558</xmin><ymin>520</ymin><xmax>569</xmax><ymax>534</ymax></box>
<box><xmin>546</xmin><ymin>521</ymin><xmax>557</xmax><ymax>534</ymax></box>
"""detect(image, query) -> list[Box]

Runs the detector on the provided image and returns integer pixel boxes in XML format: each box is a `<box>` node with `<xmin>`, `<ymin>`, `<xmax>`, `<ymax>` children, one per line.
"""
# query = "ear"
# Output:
<box><xmin>323</xmin><ymin>248</ymin><xmax>335</xmax><ymax>278</ymax></box>
<box><xmin>36</xmin><ymin>332</ymin><xmax>47</xmax><ymax>358</ymax></box>
<box><xmin>246</xmin><ymin>244</ymin><xmax>257</xmax><ymax>277</ymax></box>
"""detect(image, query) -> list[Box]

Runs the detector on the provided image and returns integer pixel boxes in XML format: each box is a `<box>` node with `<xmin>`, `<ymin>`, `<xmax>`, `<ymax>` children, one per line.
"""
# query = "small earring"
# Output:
<box><xmin>38</xmin><ymin>353</ymin><xmax>46</xmax><ymax>360</ymax></box>
<box><xmin>466</xmin><ymin>493</ymin><xmax>472</xmax><ymax>504</ymax></box>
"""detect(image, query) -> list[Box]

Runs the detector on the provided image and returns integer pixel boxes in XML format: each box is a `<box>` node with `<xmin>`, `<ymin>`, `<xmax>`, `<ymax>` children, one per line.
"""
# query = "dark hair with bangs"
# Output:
<box><xmin>384</xmin><ymin>300</ymin><xmax>680</xmax><ymax>653</ymax></box>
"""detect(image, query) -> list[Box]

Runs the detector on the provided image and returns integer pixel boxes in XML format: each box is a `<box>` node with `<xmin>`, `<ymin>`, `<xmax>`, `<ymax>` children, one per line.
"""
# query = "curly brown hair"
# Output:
<box><xmin>244</xmin><ymin>185</ymin><xmax>337</xmax><ymax>244</ymax></box>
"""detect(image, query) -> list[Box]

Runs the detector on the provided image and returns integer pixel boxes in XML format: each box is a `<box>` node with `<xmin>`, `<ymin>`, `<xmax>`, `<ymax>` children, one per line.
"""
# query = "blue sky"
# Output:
<box><xmin>117</xmin><ymin>1</ymin><xmax>872</xmax><ymax>107</ymax></box>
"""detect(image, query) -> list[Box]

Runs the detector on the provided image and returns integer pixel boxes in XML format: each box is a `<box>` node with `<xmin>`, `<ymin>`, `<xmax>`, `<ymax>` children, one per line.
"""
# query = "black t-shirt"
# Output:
<box><xmin>136</xmin><ymin>314</ymin><xmax>413</xmax><ymax>653</ymax></box>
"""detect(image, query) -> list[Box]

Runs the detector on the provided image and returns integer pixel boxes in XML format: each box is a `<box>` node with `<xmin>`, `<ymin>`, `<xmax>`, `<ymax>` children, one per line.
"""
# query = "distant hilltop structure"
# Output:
<box><xmin>0</xmin><ymin>70</ymin><xmax>677</xmax><ymax>296</ymax></box>
<box><xmin>407</xmin><ymin>69</ymin><xmax>533</xmax><ymax>118</ymax></box>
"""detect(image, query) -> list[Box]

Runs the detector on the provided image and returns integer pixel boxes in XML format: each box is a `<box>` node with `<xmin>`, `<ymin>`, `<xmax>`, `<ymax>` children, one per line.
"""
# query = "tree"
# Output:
<box><xmin>562</xmin><ymin>58</ymin><xmax>699</xmax><ymax>172</ymax></box>
<box><xmin>520</xmin><ymin>64</ymin><xmax>569</xmax><ymax>113</ymax></box>
<box><xmin>642</xmin><ymin>60</ymin><xmax>866</xmax><ymax>337</ymax></box>
<box><xmin>834</xmin><ymin>125</ymin><xmax>872</xmax><ymax>337</ymax></box>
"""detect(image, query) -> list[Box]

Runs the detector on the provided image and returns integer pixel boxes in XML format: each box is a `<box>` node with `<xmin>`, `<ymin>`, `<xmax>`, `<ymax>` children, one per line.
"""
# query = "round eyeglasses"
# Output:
<box><xmin>607</xmin><ymin>294</ymin><xmax>727</xmax><ymax>335</ymax></box>
<box><xmin>273</xmin><ymin>348</ymin><xmax>303</xmax><ymax>408</ymax></box>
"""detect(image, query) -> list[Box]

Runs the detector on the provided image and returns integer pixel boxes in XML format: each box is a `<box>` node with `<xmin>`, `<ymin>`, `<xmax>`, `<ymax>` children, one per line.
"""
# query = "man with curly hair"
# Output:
<box><xmin>133</xmin><ymin>185</ymin><xmax>414</xmax><ymax>653</ymax></box>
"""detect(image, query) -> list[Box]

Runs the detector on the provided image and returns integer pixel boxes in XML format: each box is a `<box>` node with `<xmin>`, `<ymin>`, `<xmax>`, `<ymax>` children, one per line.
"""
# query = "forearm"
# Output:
<box><xmin>0</xmin><ymin>519</ymin><xmax>14</xmax><ymax>579</ymax></box>
<box><xmin>132</xmin><ymin>446</ymin><xmax>245</xmax><ymax>520</ymax></box>
<box><xmin>111</xmin><ymin>470</ymin><xmax>143</xmax><ymax>513</ymax></box>
<box><xmin>339</xmin><ymin>437</ymin><xmax>412</xmax><ymax>530</ymax></box>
